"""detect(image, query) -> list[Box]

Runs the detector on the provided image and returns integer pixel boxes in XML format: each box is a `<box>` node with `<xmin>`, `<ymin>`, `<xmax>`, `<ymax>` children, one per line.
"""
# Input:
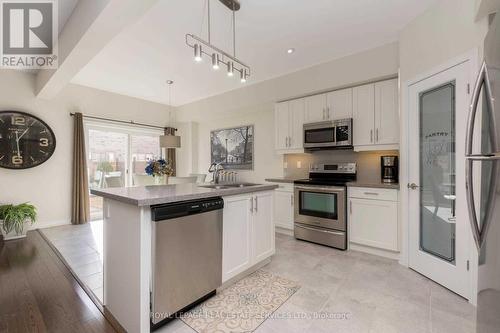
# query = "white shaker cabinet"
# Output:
<box><xmin>222</xmin><ymin>194</ymin><xmax>253</xmax><ymax>282</ymax></box>
<box><xmin>353</xmin><ymin>79</ymin><xmax>399</xmax><ymax>151</ymax></box>
<box><xmin>272</xmin><ymin>183</ymin><xmax>294</xmax><ymax>230</ymax></box>
<box><xmin>274</xmin><ymin>99</ymin><xmax>305</xmax><ymax>154</ymax></box>
<box><xmin>353</xmin><ymin>83</ymin><xmax>376</xmax><ymax>147</ymax></box>
<box><xmin>253</xmin><ymin>191</ymin><xmax>275</xmax><ymax>263</ymax></box>
<box><xmin>375</xmin><ymin>79</ymin><xmax>399</xmax><ymax>146</ymax></box>
<box><xmin>327</xmin><ymin>88</ymin><xmax>353</xmax><ymax>120</ymax></box>
<box><xmin>222</xmin><ymin>191</ymin><xmax>275</xmax><ymax>282</ymax></box>
<box><xmin>305</xmin><ymin>94</ymin><xmax>327</xmax><ymax>122</ymax></box>
<box><xmin>348</xmin><ymin>187</ymin><xmax>399</xmax><ymax>253</ymax></box>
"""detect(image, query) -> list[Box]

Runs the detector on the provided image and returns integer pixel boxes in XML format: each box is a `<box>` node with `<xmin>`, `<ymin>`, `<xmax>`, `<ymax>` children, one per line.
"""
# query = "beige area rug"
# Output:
<box><xmin>181</xmin><ymin>270</ymin><xmax>300</xmax><ymax>333</ymax></box>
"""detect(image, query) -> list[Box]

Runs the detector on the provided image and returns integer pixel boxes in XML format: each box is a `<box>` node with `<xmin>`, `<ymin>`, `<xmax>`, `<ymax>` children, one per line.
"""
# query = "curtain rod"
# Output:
<box><xmin>69</xmin><ymin>113</ymin><xmax>176</xmax><ymax>131</ymax></box>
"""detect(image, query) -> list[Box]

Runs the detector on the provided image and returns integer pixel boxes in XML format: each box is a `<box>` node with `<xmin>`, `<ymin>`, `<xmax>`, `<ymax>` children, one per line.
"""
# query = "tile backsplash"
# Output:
<box><xmin>284</xmin><ymin>150</ymin><xmax>399</xmax><ymax>183</ymax></box>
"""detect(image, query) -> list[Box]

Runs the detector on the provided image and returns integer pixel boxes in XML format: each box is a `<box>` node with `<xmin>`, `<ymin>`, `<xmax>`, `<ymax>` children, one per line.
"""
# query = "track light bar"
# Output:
<box><xmin>185</xmin><ymin>34</ymin><xmax>251</xmax><ymax>82</ymax></box>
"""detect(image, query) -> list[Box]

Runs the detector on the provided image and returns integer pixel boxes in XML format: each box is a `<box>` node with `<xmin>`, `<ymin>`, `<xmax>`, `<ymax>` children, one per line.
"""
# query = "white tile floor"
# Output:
<box><xmin>41</xmin><ymin>224</ymin><xmax>476</xmax><ymax>333</ymax></box>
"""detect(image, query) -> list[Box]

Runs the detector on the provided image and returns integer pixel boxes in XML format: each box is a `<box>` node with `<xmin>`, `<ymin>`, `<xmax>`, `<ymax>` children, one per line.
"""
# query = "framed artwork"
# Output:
<box><xmin>210</xmin><ymin>125</ymin><xmax>254</xmax><ymax>170</ymax></box>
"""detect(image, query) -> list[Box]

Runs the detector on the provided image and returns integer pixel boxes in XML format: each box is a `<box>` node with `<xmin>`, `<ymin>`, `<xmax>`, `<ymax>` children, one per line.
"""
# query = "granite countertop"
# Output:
<box><xmin>90</xmin><ymin>183</ymin><xmax>278</xmax><ymax>206</ymax></box>
<box><xmin>346</xmin><ymin>181</ymin><xmax>400</xmax><ymax>190</ymax></box>
<box><xmin>264</xmin><ymin>177</ymin><xmax>299</xmax><ymax>184</ymax></box>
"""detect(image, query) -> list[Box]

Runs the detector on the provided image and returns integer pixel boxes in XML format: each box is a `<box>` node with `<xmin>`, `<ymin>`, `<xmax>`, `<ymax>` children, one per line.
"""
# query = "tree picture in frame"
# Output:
<box><xmin>210</xmin><ymin>125</ymin><xmax>254</xmax><ymax>170</ymax></box>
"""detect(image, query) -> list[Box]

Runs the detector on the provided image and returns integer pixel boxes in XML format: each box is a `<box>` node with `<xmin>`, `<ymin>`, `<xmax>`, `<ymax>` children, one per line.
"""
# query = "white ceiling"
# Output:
<box><xmin>71</xmin><ymin>0</ymin><xmax>436</xmax><ymax>106</ymax></box>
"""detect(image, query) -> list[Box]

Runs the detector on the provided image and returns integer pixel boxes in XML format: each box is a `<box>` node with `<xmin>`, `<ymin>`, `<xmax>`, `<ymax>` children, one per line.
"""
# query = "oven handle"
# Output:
<box><xmin>294</xmin><ymin>185</ymin><xmax>346</xmax><ymax>192</ymax></box>
<box><xmin>295</xmin><ymin>224</ymin><xmax>345</xmax><ymax>236</ymax></box>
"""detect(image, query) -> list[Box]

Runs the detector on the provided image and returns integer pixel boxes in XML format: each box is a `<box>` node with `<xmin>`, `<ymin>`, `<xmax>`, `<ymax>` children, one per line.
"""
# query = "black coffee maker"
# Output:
<box><xmin>381</xmin><ymin>156</ymin><xmax>399</xmax><ymax>183</ymax></box>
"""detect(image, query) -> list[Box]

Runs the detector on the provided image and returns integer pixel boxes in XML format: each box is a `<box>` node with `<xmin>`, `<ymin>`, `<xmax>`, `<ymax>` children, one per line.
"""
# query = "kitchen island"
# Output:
<box><xmin>91</xmin><ymin>183</ymin><xmax>278</xmax><ymax>333</ymax></box>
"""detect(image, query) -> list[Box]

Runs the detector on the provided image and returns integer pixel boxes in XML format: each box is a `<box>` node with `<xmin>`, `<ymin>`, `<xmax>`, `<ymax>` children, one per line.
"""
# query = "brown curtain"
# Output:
<box><xmin>72</xmin><ymin>113</ymin><xmax>90</xmax><ymax>224</ymax></box>
<box><xmin>165</xmin><ymin>127</ymin><xmax>177</xmax><ymax>176</ymax></box>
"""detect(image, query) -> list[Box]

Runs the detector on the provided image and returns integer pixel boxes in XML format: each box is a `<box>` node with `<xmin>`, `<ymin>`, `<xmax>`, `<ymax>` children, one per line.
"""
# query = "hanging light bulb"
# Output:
<box><xmin>227</xmin><ymin>61</ymin><xmax>234</xmax><ymax>77</ymax></box>
<box><xmin>240</xmin><ymin>68</ymin><xmax>248</xmax><ymax>83</ymax></box>
<box><xmin>194</xmin><ymin>44</ymin><xmax>202</xmax><ymax>62</ymax></box>
<box><xmin>212</xmin><ymin>53</ymin><xmax>220</xmax><ymax>70</ymax></box>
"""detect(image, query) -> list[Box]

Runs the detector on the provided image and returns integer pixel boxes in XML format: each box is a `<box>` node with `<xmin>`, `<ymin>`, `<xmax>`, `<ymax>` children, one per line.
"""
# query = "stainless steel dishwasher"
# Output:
<box><xmin>150</xmin><ymin>197</ymin><xmax>223</xmax><ymax>329</ymax></box>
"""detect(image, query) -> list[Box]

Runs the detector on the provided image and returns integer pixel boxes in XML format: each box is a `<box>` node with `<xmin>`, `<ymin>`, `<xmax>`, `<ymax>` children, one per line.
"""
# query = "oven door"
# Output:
<box><xmin>303</xmin><ymin>122</ymin><xmax>336</xmax><ymax>149</ymax></box>
<box><xmin>294</xmin><ymin>185</ymin><xmax>346</xmax><ymax>231</ymax></box>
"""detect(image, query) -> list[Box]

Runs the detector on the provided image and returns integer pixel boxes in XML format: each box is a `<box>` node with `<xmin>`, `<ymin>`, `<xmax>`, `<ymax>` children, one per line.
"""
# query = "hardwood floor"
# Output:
<box><xmin>0</xmin><ymin>231</ymin><xmax>117</xmax><ymax>333</ymax></box>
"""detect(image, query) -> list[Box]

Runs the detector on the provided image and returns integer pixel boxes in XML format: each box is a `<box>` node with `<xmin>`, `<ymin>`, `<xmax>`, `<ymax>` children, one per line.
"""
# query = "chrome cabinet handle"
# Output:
<box><xmin>326</xmin><ymin>107</ymin><xmax>330</xmax><ymax>119</ymax></box>
<box><xmin>322</xmin><ymin>108</ymin><xmax>326</xmax><ymax>120</ymax></box>
<box><xmin>363</xmin><ymin>192</ymin><xmax>379</xmax><ymax>196</ymax></box>
<box><xmin>291</xmin><ymin>195</ymin><xmax>293</xmax><ymax>206</ymax></box>
<box><xmin>407</xmin><ymin>183</ymin><xmax>419</xmax><ymax>190</ymax></box>
<box><xmin>254</xmin><ymin>196</ymin><xmax>258</xmax><ymax>212</ymax></box>
<box><xmin>447</xmin><ymin>216</ymin><xmax>457</xmax><ymax>222</ymax></box>
<box><xmin>370</xmin><ymin>130</ymin><xmax>373</xmax><ymax>143</ymax></box>
<box><xmin>250</xmin><ymin>197</ymin><xmax>253</xmax><ymax>212</ymax></box>
<box><xmin>376</xmin><ymin>129</ymin><xmax>379</xmax><ymax>142</ymax></box>
<box><xmin>349</xmin><ymin>200</ymin><xmax>352</xmax><ymax>215</ymax></box>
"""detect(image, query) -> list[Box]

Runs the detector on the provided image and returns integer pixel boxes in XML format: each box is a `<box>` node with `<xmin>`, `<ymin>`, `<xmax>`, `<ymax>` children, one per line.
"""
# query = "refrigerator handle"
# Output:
<box><xmin>465</xmin><ymin>61</ymin><xmax>499</xmax><ymax>250</ymax></box>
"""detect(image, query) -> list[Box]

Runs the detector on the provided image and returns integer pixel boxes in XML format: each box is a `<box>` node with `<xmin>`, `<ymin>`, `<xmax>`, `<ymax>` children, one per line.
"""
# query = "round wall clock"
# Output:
<box><xmin>0</xmin><ymin>111</ymin><xmax>56</xmax><ymax>169</ymax></box>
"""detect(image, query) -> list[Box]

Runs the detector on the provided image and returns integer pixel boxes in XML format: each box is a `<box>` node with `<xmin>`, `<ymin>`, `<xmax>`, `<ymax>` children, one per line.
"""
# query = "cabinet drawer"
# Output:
<box><xmin>348</xmin><ymin>187</ymin><xmax>398</xmax><ymax>201</ymax></box>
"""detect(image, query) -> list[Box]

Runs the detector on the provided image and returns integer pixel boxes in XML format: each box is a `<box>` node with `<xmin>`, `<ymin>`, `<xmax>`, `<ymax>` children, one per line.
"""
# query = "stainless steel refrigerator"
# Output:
<box><xmin>465</xmin><ymin>13</ymin><xmax>500</xmax><ymax>333</ymax></box>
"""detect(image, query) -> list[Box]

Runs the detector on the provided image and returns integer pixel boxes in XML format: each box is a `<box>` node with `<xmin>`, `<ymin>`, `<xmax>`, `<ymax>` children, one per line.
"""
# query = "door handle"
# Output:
<box><xmin>447</xmin><ymin>216</ymin><xmax>457</xmax><ymax>223</ymax></box>
<box><xmin>407</xmin><ymin>183</ymin><xmax>419</xmax><ymax>190</ymax></box>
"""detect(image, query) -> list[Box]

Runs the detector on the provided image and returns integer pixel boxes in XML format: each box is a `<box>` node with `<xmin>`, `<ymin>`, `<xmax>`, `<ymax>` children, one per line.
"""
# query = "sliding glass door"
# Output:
<box><xmin>85</xmin><ymin>122</ymin><xmax>162</xmax><ymax>221</ymax></box>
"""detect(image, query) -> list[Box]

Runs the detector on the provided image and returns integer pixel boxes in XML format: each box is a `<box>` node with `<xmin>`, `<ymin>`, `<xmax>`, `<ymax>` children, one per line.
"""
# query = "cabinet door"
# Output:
<box><xmin>349</xmin><ymin>198</ymin><xmax>398</xmax><ymax>251</ymax></box>
<box><xmin>305</xmin><ymin>94</ymin><xmax>327</xmax><ymax>123</ymax></box>
<box><xmin>327</xmin><ymin>88</ymin><xmax>353</xmax><ymax>120</ymax></box>
<box><xmin>274</xmin><ymin>190</ymin><xmax>294</xmax><ymax>230</ymax></box>
<box><xmin>289</xmin><ymin>98</ymin><xmax>305</xmax><ymax>149</ymax></box>
<box><xmin>253</xmin><ymin>192</ymin><xmax>275</xmax><ymax>263</ymax></box>
<box><xmin>353</xmin><ymin>84</ymin><xmax>375</xmax><ymax>146</ymax></box>
<box><xmin>275</xmin><ymin>102</ymin><xmax>290</xmax><ymax>150</ymax></box>
<box><xmin>222</xmin><ymin>195</ymin><xmax>253</xmax><ymax>282</ymax></box>
<box><xmin>375</xmin><ymin>79</ymin><xmax>399</xmax><ymax>145</ymax></box>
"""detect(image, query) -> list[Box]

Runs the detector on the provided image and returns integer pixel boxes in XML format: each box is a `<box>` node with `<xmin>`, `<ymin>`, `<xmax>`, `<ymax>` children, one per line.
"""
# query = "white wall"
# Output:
<box><xmin>0</xmin><ymin>70</ymin><xmax>169</xmax><ymax>228</ymax></box>
<box><xmin>176</xmin><ymin>42</ymin><xmax>400</xmax><ymax>182</ymax></box>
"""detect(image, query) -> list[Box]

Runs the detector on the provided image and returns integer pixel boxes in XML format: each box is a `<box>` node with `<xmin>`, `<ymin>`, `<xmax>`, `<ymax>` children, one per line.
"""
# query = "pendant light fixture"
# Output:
<box><xmin>185</xmin><ymin>0</ymin><xmax>250</xmax><ymax>83</ymax></box>
<box><xmin>160</xmin><ymin>80</ymin><xmax>181</xmax><ymax>149</ymax></box>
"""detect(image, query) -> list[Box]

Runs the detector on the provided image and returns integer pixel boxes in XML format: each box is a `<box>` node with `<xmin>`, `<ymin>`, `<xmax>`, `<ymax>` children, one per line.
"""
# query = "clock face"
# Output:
<box><xmin>0</xmin><ymin>111</ymin><xmax>56</xmax><ymax>169</ymax></box>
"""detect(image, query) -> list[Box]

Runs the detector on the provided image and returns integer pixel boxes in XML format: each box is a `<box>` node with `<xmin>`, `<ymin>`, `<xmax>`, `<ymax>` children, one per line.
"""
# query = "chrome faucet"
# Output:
<box><xmin>209</xmin><ymin>163</ymin><xmax>225</xmax><ymax>184</ymax></box>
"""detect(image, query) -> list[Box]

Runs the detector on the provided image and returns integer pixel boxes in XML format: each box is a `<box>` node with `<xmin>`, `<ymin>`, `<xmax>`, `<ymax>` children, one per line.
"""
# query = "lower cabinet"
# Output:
<box><xmin>272</xmin><ymin>183</ymin><xmax>294</xmax><ymax>230</ymax></box>
<box><xmin>222</xmin><ymin>191</ymin><xmax>275</xmax><ymax>282</ymax></box>
<box><xmin>348</xmin><ymin>187</ymin><xmax>399</xmax><ymax>252</ymax></box>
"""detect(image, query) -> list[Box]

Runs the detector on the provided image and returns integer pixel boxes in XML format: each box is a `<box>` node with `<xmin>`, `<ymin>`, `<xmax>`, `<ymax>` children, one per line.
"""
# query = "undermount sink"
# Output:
<box><xmin>199</xmin><ymin>183</ymin><xmax>261</xmax><ymax>190</ymax></box>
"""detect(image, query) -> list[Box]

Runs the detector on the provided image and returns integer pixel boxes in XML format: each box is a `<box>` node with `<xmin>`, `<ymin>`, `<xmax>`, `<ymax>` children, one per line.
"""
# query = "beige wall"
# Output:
<box><xmin>0</xmin><ymin>70</ymin><xmax>169</xmax><ymax>228</ymax></box>
<box><xmin>176</xmin><ymin>42</ymin><xmax>400</xmax><ymax>182</ymax></box>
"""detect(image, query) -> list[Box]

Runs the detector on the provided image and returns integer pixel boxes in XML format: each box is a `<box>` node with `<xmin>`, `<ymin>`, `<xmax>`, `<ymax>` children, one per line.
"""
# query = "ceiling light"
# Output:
<box><xmin>194</xmin><ymin>44</ymin><xmax>202</xmax><ymax>62</ymax></box>
<box><xmin>287</xmin><ymin>48</ymin><xmax>295</xmax><ymax>54</ymax></box>
<box><xmin>185</xmin><ymin>0</ymin><xmax>250</xmax><ymax>81</ymax></box>
<box><xmin>212</xmin><ymin>53</ymin><xmax>220</xmax><ymax>70</ymax></box>
<box><xmin>240</xmin><ymin>69</ymin><xmax>247</xmax><ymax>83</ymax></box>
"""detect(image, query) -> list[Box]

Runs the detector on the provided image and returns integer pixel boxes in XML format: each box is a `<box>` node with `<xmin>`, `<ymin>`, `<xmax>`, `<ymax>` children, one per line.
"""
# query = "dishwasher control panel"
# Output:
<box><xmin>151</xmin><ymin>197</ymin><xmax>224</xmax><ymax>221</ymax></box>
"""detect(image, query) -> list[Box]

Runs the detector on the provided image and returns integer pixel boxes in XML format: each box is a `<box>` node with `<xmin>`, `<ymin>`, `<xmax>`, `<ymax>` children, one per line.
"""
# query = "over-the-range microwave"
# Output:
<box><xmin>303</xmin><ymin>118</ymin><xmax>353</xmax><ymax>150</ymax></box>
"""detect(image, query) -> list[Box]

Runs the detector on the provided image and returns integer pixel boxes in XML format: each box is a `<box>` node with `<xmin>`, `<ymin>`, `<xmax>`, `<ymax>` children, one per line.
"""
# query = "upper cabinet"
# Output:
<box><xmin>304</xmin><ymin>88</ymin><xmax>353</xmax><ymax>123</ymax></box>
<box><xmin>305</xmin><ymin>94</ymin><xmax>327</xmax><ymax>122</ymax></box>
<box><xmin>275</xmin><ymin>78</ymin><xmax>399</xmax><ymax>154</ymax></box>
<box><xmin>327</xmin><ymin>88</ymin><xmax>353</xmax><ymax>119</ymax></box>
<box><xmin>353</xmin><ymin>79</ymin><xmax>399</xmax><ymax>151</ymax></box>
<box><xmin>274</xmin><ymin>99</ymin><xmax>304</xmax><ymax>154</ymax></box>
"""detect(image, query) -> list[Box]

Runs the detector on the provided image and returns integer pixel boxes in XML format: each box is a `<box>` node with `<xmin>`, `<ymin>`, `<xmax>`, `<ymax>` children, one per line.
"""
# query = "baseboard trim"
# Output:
<box><xmin>349</xmin><ymin>242</ymin><xmax>400</xmax><ymax>260</ymax></box>
<box><xmin>34</xmin><ymin>220</ymin><xmax>71</xmax><ymax>230</ymax></box>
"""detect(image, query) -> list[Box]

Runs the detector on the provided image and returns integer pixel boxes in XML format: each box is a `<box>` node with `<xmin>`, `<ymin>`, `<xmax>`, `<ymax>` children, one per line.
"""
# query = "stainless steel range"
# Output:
<box><xmin>294</xmin><ymin>163</ymin><xmax>356</xmax><ymax>250</ymax></box>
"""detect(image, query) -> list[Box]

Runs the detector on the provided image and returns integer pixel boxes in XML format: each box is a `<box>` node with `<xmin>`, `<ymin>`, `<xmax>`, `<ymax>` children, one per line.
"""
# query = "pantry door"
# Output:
<box><xmin>407</xmin><ymin>60</ymin><xmax>472</xmax><ymax>299</ymax></box>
